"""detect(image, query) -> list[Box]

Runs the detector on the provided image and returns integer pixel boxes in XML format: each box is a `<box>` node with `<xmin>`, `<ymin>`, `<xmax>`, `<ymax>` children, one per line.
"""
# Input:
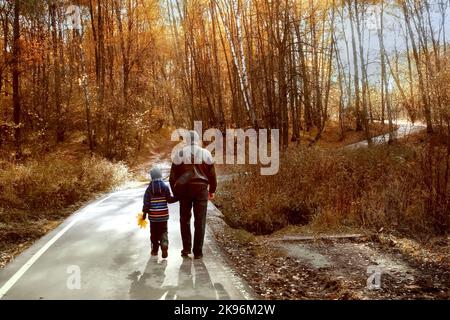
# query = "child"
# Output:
<box><xmin>143</xmin><ymin>167</ymin><xmax>177</xmax><ymax>258</ymax></box>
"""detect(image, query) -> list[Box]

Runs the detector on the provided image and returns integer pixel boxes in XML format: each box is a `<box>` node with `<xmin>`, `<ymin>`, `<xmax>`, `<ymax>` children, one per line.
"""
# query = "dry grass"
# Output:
<box><xmin>0</xmin><ymin>155</ymin><xmax>129</xmax><ymax>221</ymax></box>
<box><xmin>216</xmin><ymin>142</ymin><xmax>449</xmax><ymax>239</ymax></box>
<box><xmin>0</xmin><ymin>154</ymin><xmax>130</xmax><ymax>264</ymax></box>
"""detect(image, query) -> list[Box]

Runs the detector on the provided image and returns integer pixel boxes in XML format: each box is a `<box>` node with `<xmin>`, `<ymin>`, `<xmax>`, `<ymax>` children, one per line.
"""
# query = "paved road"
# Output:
<box><xmin>0</xmin><ymin>185</ymin><xmax>252</xmax><ymax>300</ymax></box>
<box><xmin>346</xmin><ymin>121</ymin><xmax>426</xmax><ymax>149</ymax></box>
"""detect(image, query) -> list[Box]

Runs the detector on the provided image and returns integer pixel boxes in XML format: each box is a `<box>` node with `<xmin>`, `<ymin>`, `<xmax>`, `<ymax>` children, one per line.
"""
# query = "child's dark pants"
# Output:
<box><xmin>150</xmin><ymin>221</ymin><xmax>168</xmax><ymax>251</ymax></box>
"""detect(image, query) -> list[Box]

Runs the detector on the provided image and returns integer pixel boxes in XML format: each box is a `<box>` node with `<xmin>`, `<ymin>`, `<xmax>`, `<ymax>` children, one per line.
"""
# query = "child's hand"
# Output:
<box><xmin>208</xmin><ymin>192</ymin><xmax>215</xmax><ymax>200</ymax></box>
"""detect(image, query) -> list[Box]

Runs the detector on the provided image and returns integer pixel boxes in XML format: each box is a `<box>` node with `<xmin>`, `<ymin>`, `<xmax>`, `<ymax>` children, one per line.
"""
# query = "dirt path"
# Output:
<box><xmin>207</xmin><ymin>204</ymin><xmax>449</xmax><ymax>299</ymax></box>
<box><xmin>270</xmin><ymin>236</ymin><xmax>448</xmax><ymax>299</ymax></box>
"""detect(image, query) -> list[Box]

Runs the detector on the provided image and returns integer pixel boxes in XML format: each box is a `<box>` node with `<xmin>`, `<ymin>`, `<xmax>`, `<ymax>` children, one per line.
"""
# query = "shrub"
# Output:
<box><xmin>0</xmin><ymin>155</ymin><xmax>130</xmax><ymax>222</ymax></box>
<box><xmin>216</xmin><ymin>144</ymin><xmax>449</xmax><ymax>237</ymax></box>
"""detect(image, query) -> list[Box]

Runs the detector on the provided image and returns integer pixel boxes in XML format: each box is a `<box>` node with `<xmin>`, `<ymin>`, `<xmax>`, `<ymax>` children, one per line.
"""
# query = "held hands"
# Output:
<box><xmin>208</xmin><ymin>192</ymin><xmax>215</xmax><ymax>200</ymax></box>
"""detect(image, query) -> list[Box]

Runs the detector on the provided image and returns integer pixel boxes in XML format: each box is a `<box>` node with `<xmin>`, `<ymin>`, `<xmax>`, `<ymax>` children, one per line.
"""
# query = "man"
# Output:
<box><xmin>170</xmin><ymin>131</ymin><xmax>217</xmax><ymax>259</ymax></box>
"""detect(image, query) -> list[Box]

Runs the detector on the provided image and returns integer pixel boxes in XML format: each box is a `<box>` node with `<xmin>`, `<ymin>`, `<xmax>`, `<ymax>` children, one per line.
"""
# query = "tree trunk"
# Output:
<box><xmin>12</xmin><ymin>0</ymin><xmax>21</xmax><ymax>154</ymax></box>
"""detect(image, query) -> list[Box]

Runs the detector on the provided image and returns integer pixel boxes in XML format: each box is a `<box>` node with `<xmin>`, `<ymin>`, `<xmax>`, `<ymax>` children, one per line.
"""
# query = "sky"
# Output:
<box><xmin>336</xmin><ymin>1</ymin><xmax>450</xmax><ymax>84</ymax></box>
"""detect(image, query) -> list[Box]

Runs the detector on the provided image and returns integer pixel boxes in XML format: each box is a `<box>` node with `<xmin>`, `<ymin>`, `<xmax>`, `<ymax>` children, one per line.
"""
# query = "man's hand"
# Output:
<box><xmin>208</xmin><ymin>192</ymin><xmax>215</xmax><ymax>200</ymax></box>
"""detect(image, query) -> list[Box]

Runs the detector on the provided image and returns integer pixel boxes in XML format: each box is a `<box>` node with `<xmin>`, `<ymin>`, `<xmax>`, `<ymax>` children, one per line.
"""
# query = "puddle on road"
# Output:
<box><xmin>342</xmin><ymin>243</ymin><xmax>415</xmax><ymax>281</ymax></box>
<box><xmin>277</xmin><ymin>240</ymin><xmax>416</xmax><ymax>286</ymax></box>
<box><xmin>278</xmin><ymin>243</ymin><xmax>332</xmax><ymax>269</ymax></box>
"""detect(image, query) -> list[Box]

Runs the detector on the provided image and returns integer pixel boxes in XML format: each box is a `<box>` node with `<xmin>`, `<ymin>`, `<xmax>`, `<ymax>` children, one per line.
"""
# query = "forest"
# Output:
<box><xmin>0</xmin><ymin>0</ymin><xmax>448</xmax><ymax>156</ymax></box>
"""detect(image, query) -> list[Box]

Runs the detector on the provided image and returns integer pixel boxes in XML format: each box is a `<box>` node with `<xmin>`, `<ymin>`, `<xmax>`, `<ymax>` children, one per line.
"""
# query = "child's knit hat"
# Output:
<box><xmin>150</xmin><ymin>167</ymin><xmax>163</xmax><ymax>180</ymax></box>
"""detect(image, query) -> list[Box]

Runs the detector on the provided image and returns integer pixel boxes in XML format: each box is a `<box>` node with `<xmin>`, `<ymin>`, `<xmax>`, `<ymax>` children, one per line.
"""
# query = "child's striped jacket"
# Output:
<box><xmin>142</xmin><ymin>180</ymin><xmax>177</xmax><ymax>222</ymax></box>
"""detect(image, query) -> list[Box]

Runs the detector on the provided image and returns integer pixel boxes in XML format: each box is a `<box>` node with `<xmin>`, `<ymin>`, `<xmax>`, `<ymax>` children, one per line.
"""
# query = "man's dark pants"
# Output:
<box><xmin>179</xmin><ymin>184</ymin><xmax>208</xmax><ymax>256</ymax></box>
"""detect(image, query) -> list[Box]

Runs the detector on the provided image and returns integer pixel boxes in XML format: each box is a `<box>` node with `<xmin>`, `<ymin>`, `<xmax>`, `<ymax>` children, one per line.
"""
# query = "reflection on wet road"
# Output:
<box><xmin>129</xmin><ymin>256</ymin><xmax>230</xmax><ymax>300</ymax></box>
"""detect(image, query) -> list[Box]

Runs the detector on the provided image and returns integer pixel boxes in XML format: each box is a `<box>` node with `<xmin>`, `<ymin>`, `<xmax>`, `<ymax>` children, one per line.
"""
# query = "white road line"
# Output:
<box><xmin>0</xmin><ymin>218</ymin><xmax>79</xmax><ymax>299</ymax></box>
<box><xmin>0</xmin><ymin>193</ymin><xmax>115</xmax><ymax>299</ymax></box>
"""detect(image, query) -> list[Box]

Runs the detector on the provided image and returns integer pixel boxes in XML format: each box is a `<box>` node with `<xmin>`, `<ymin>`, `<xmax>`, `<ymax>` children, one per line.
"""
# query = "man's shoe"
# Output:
<box><xmin>194</xmin><ymin>254</ymin><xmax>203</xmax><ymax>260</ymax></box>
<box><xmin>162</xmin><ymin>247</ymin><xmax>168</xmax><ymax>259</ymax></box>
<box><xmin>181</xmin><ymin>250</ymin><xmax>190</xmax><ymax>257</ymax></box>
<box><xmin>151</xmin><ymin>250</ymin><xmax>158</xmax><ymax>256</ymax></box>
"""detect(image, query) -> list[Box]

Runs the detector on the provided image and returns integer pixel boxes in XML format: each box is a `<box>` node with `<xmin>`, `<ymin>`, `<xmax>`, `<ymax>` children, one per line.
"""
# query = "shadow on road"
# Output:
<box><xmin>128</xmin><ymin>256</ymin><xmax>230</xmax><ymax>300</ymax></box>
<box><xmin>128</xmin><ymin>256</ymin><xmax>170</xmax><ymax>299</ymax></box>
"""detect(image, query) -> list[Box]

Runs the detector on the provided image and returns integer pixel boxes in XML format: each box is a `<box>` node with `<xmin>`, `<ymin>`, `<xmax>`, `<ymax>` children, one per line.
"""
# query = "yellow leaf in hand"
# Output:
<box><xmin>137</xmin><ymin>213</ymin><xmax>148</xmax><ymax>229</ymax></box>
